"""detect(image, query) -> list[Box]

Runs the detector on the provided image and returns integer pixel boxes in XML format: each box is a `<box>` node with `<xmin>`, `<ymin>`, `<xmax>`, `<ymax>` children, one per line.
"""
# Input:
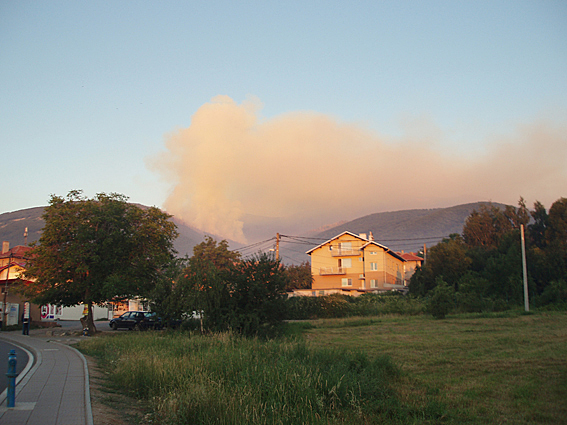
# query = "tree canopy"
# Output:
<box><xmin>23</xmin><ymin>191</ymin><xmax>178</xmax><ymax>332</ymax></box>
<box><xmin>149</xmin><ymin>236</ymin><xmax>289</xmax><ymax>336</ymax></box>
<box><xmin>410</xmin><ymin>197</ymin><xmax>567</xmax><ymax>314</ymax></box>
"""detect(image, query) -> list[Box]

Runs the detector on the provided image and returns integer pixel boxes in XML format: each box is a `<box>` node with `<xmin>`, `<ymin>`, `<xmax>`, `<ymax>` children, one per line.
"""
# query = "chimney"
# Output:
<box><xmin>2</xmin><ymin>241</ymin><xmax>9</xmax><ymax>254</ymax></box>
<box><xmin>369</xmin><ymin>231</ymin><xmax>374</xmax><ymax>241</ymax></box>
<box><xmin>359</xmin><ymin>233</ymin><xmax>367</xmax><ymax>240</ymax></box>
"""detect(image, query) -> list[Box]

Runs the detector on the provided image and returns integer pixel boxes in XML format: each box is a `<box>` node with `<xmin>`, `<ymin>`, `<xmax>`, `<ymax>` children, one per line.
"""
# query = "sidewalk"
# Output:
<box><xmin>0</xmin><ymin>328</ymin><xmax>93</xmax><ymax>425</ymax></box>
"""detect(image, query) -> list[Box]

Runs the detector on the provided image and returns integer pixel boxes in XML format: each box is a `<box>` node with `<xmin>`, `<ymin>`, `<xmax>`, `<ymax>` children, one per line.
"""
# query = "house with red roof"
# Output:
<box><xmin>304</xmin><ymin>231</ymin><xmax>407</xmax><ymax>296</ymax></box>
<box><xmin>398</xmin><ymin>252</ymin><xmax>424</xmax><ymax>282</ymax></box>
<box><xmin>0</xmin><ymin>242</ymin><xmax>38</xmax><ymax>325</ymax></box>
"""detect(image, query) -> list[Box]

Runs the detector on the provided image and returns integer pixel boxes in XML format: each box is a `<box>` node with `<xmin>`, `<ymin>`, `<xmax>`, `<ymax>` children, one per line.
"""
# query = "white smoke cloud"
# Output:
<box><xmin>150</xmin><ymin>95</ymin><xmax>567</xmax><ymax>243</ymax></box>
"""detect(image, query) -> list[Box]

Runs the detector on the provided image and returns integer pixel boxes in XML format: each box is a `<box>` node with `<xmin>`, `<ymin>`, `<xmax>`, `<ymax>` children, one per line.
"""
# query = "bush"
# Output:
<box><xmin>285</xmin><ymin>292</ymin><xmax>425</xmax><ymax>320</ymax></box>
<box><xmin>535</xmin><ymin>280</ymin><xmax>567</xmax><ymax>310</ymax></box>
<box><xmin>427</xmin><ymin>278</ymin><xmax>455</xmax><ymax>319</ymax></box>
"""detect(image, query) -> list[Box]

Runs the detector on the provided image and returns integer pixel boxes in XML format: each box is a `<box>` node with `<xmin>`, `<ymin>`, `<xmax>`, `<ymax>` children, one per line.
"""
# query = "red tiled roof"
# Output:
<box><xmin>399</xmin><ymin>253</ymin><xmax>423</xmax><ymax>262</ymax></box>
<box><xmin>0</xmin><ymin>245</ymin><xmax>32</xmax><ymax>259</ymax></box>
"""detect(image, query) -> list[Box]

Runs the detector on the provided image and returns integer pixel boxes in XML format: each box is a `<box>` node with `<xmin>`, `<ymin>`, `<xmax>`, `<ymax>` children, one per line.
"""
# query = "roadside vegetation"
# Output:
<box><xmin>409</xmin><ymin>198</ymin><xmax>567</xmax><ymax>315</ymax></box>
<box><xmin>28</xmin><ymin>192</ymin><xmax>566</xmax><ymax>423</ymax></box>
<box><xmin>77</xmin><ymin>311</ymin><xmax>567</xmax><ymax>425</ymax></box>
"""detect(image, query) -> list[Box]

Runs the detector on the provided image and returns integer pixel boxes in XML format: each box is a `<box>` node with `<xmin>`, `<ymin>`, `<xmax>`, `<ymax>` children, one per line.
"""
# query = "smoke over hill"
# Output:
<box><xmin>149</xmin><ymin>95</ymin><xmax>566</xmax><ymax>244</ymax></box>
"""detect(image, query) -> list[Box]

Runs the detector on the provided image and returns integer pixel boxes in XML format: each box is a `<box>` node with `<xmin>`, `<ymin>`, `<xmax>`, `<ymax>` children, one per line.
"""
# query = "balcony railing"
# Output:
<box><xmin>331</xmin><ymin>248</ymin><xmax>359</xmax><ymax>257</ymax></box>
<box><xmin>319</xmin><ymin>267</ymin><xmax>346</xmax><ymax>275</ymax></box>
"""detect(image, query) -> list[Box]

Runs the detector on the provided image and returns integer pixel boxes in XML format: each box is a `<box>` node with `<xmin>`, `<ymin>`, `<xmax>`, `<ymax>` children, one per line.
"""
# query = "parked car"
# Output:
<box><xmin>109</xmin><ymin>311</ymin><xmax>162</xmax><ymax>331</ymax></box>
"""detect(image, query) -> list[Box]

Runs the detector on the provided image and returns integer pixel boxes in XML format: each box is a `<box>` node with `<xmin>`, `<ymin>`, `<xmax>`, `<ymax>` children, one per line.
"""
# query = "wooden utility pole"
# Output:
<box><xmin>521</xmin><ymin>224</ymin><xmax>529</xmax><ymax>312</ymax></box>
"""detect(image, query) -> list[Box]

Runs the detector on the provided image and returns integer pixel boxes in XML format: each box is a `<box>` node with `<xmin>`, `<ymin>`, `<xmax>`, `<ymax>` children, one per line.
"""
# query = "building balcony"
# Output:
<box><xmin>331</xmin><ymin>248</ymin><xmax>360</xmax><ymax>257</ymax></box>
<box><xmin>319</xmin><ymin>267</ymin><xmax>346</xmax><ymax>275</ymax></box>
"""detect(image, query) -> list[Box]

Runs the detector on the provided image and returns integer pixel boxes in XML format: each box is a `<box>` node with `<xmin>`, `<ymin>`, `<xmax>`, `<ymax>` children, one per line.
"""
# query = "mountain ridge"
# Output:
<box><xmin>1</xmin><ymin>201</ymin><xmax>509</xmax><ymax>263</ymax></box>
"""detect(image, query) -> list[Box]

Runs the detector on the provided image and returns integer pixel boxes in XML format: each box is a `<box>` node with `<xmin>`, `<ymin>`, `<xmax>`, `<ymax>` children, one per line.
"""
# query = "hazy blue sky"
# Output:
<box><xmin>1</xmin><ymin>1</ymin><xmax>566</xmax><ymax>238</ymax></box>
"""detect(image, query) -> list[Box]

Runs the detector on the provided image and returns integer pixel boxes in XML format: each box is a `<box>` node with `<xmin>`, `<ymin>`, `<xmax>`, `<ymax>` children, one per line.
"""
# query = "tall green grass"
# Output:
<box><xmin>78</xmin><ymin>332</ymin><xmax>444</xmax><ymax>424</ymax></box>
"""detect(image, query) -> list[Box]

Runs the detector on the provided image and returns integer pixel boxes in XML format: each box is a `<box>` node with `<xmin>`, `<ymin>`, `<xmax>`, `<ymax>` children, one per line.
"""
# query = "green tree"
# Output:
<box><xmin>177</xmin><ymin>244</ymin><xmax>289</xmax><ymax>336</ymax></box>
<box><xmin>546</xmin><ymin>198</ymin><xmax>567</xmax><ymax>278</ymax></box>
<box><xmin>283</xmin><ymin>261</ymin><xmax>313</xmax><ymax>291</ymax></box>
<box><xmin>148</xmin><ymin>257</ymin><xmax>189</xmax><ymax>327</ymax></box>
<box><xmin>228</xmin><ymin>254</ymin><xmax>289</xmax><ymax>336</ymax></box>
<box><xmin>462</xmin><ymin>201</ymin><xmax>527</xmax><ymax>250</ymax></box>
<box><xmin>23</xmin><ymin>191</ymin><xmax>178</xmax><ymax>333</ymax></box>
<box><xmin>528</xmin><ymin>200</ymin><xmax>549</xmax><ymax>249</ymax></box>
<box><xmin>192</xmin><ymin>235</ymin><xmax>241</xmax><ymax>269</ymax></box>
<box><xmin>410</xmin><ymin>234</ymin><xmax>471</xmax><ymax>296</ymax></box>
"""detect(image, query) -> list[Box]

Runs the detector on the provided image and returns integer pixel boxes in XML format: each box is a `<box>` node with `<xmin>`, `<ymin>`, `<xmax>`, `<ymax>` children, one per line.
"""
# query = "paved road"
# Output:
<box><xmin>0</xmin><ymin>340</ymin><xmax>30</xmax><ymax>394</ymax></box>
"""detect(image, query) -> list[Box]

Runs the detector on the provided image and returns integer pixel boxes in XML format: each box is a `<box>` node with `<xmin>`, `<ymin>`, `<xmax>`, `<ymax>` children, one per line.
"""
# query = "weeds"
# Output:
<box><xmin>78</xmin><ymin>332</ymin><xmax>445</xmax><ymax>424</ymax></box>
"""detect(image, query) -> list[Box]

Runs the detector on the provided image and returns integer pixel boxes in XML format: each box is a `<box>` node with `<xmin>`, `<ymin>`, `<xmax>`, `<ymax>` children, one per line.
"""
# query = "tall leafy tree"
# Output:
<box><xmin>283</xmin><ymin>261</ymin><xmax>313</xmax><ymax>291</ymax></box>
<box><xmin>462</xmin><ymin>201</ymin><xmax>527</xmax><ymax>250</ymax></box>
<box><xmin>174</xmin><ymin>236</ymin><xmax>288</xmax><ymax>336</ymax></box>
<box><xmin>23</xmin><ymin>191</ymin><xmax>178</xmax><ymax>333</ymax></box>
<box><xmin>192</xmin><ymin>235</ymin><xmax>241</xmax><ymax>269</ymax></box>
<box><xmin>546</xmin><ymin>197</ymin><xmax>567</xmax><ymax>280</ymax></box>
<box><xmin>528</xmin><ymin>201</ymin><xmax>549</xmax><ymax>249</ymax></box>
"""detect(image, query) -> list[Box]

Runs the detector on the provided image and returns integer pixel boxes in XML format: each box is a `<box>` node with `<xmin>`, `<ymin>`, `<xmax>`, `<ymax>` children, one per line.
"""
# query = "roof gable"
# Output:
<box><xmin>306</xmin><ymin>231</ymin><xmax>367</xmax><ymax>255</ymax></box>
<box><xmin>361</xmin><ymin>241</ymin><xmax>406</xmax><ymax>262</ymax></box>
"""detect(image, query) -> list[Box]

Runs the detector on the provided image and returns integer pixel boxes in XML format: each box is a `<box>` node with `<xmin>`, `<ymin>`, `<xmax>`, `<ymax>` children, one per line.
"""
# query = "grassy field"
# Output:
<box><xmin>77</xmin><ymin>311</ymin><xmax>567</xmax><ymax>424</ymax></box>
<box><xmin>301</xmin><ymin>311</ymin><xmax>567</xmax><ymax>424</ymax></box>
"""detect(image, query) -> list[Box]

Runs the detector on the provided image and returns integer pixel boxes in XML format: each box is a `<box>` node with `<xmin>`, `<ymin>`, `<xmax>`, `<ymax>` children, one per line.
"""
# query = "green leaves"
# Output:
<box><xmin>23</xmin><ymin>190</ymin><xmax>178</xmax><ymax>309</ymax></box>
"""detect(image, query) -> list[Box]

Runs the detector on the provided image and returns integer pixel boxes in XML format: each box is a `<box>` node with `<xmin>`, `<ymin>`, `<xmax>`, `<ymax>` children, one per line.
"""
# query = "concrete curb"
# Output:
<box><xmin>0</xmin><ymin>337</ymin><xmax>38</xmax><ymax>405</ymax></box>
<box><xmin>51</xmin><ymin>341</ymin><xmax>94</xmax><ymax>425</ymax></box>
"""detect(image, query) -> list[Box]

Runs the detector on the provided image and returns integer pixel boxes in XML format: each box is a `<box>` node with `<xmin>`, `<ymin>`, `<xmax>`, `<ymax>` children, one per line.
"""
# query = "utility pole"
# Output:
<box><xmin>3</xmin><ymin>252</ymin><xmax>12</xmax><ymax>330</ymax></box>
<box><xmin>520</xmin><ymin>224</ymin><xmax>529</xmax><ymax>312</ymax></box>
<box><xmin>275</xmin><ymin>233</ymin><xmax>280</xmax><ymax>261</ymax></box>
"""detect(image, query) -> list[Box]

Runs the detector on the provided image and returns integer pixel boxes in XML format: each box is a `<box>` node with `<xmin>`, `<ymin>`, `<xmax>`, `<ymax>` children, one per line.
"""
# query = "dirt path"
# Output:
<box><xmin>85</xmin><ymin>354</ymin><xmax>150</xmax><ymax>425</ymax></box>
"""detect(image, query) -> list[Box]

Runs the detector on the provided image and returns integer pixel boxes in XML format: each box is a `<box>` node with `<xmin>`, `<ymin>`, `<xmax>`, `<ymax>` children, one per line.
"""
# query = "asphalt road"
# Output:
<box><xmin>0</xmin><ymin>340</ymin><xmax>30</xmax><ymax>394</ymax></box>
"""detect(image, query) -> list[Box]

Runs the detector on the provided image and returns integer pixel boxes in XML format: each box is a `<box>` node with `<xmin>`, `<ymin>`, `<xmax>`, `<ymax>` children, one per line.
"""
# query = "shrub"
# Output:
<box><xmin>535</xmin><ymin>280</ymin><xmax>567</xmax><ymax>310</ymax></box>
<box><xmin>427</xmin><ymin>277</ymin><xmax>455</xmax><ymax>319</ymax></box>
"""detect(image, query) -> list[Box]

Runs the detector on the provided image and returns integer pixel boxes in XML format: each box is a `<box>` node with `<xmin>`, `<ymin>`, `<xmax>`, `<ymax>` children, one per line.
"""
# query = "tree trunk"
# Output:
<box><xmin>86</xmin><ymin>301</ymin><xmax>97</xmax><ymax>334</ymax></box>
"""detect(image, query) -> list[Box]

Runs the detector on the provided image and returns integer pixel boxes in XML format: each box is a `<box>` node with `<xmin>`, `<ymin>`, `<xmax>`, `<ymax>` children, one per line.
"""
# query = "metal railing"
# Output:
<box><xmin>330</xmin><ymin>248</ymin><xmax>359</xmax><ymax>257</ymax></box>
<box><xmin>319</xmin><ymin>267</ymin><xmax>346</xmax><ymax>275</ymax></box>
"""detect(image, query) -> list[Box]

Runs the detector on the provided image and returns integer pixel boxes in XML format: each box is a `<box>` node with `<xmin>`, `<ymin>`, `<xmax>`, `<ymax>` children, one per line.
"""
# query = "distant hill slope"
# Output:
<box><xmin>278</xmin><ymin>202</ymin><xmax>508</xmax><ymax>264</ymax></box>
<box><xmin>0</xmin><ymin>206</ymin><xmax>242</xmax><ymax>257</ymax></box>
<box><xmin>1</xmin><ymin>201</ymin><xmax>508</xmax><ymax>264</ymax></box>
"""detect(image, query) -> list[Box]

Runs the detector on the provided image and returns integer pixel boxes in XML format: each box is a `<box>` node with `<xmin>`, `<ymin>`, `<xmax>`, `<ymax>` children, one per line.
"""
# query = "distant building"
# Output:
<box><xmin>0</xmin><ymin>241</ymin><xmax>131</xmax><ymax>323</ymax></box>
<box><xmin>0</xmin><ymin>242</ymin><xmax>37</xmax><ymax>325</ymax></box>
<box><xmin>305</xmin><ymin>231</ymin><xmax>406</xmax><ymax>296</ymax></box>
<box><xmin>398</xmin><ymin>252</ymin><xmax>424</xmax><ymax>283</ymax></box>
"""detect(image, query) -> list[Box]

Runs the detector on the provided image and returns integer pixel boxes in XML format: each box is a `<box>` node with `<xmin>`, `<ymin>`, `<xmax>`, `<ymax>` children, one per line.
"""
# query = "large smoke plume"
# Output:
<box><xmin>150</xmin><ymin>95</ymin><xmax>567</xmax><ymax>243</ymax></box>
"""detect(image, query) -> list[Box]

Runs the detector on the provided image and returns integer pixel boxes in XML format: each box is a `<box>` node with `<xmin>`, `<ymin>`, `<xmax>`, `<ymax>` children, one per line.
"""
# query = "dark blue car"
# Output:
<box><xmin>109</xmin><ymin>311</ymin><xmax>162</xmax><ymax>331</ymax></box>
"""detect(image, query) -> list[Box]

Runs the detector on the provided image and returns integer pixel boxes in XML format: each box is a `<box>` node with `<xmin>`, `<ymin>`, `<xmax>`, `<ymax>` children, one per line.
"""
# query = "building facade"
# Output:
<box><xmin>306</xmin><ymin>231</ymin><xmax>406</xmax><ymax>296</ymax></box>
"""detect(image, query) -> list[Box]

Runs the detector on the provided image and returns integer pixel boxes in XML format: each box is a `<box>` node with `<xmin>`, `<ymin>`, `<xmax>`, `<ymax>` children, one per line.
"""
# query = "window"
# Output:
<box><xmin>342</xmin><ymin>258</ymin><xmax>352</xmax><ymax>268</ymax></box>
<box><xmin>342</xmin><ymin>278</ymin><xmax>352</xmax><ymax>287</ymax></box>
<box><xmin>369</xmin><ymin>251</ymin><xmax>377</xmax><ymax>255</ymax></box>
<box><xmin>318</xmin><ymin>291</ymin><xmax>325</xmax><ymax>296</ymax></box>
<box><xmin>370</xmin><ymin>262</ymin><xmax>378</xmax><ymax>271</ymax></box>
<box><xmin>371</xmin><ymin>279</ymin><xmax>377</xmax><ymax>288</ymax></box>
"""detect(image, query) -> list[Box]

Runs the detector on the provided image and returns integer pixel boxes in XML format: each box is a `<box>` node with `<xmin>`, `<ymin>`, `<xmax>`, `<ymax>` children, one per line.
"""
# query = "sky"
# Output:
<box><xmin>1</xmin><ymin>1</ymin><xmax>566</xmax><ymax>243</ymax></box>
